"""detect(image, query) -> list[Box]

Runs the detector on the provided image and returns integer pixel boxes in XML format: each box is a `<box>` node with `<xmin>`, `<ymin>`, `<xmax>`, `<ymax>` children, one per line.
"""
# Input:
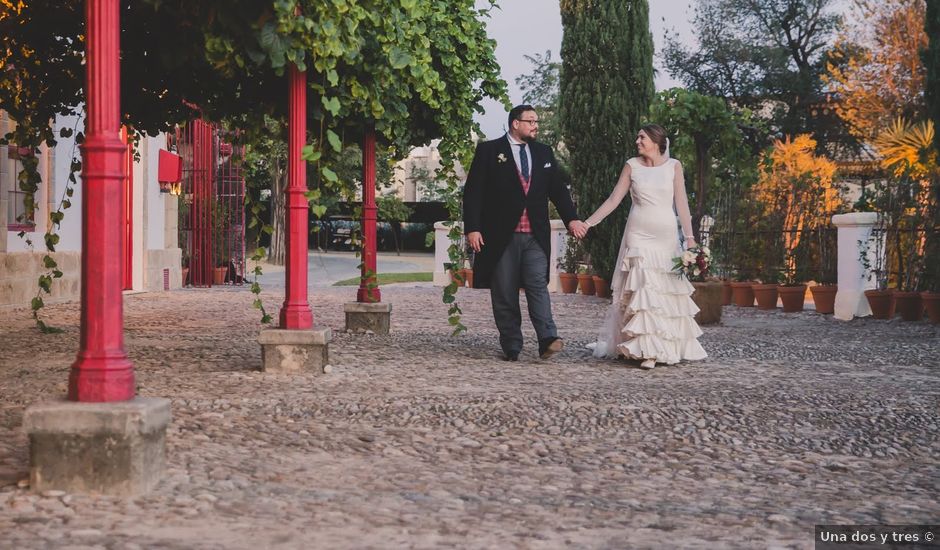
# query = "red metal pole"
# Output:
<box><xmin>68</xmin><ymin>0</ymin><xmax>135</xmax><ymax>402</ymax></box>
<box><xmin>279</xmin><ymin>64</ymin><xmax>313</xmax><ymax>329</ymax></box>
<box><xmin>357</xmin><ymin>126</ymin><xmax>381</xmax><ymax>303</ymax></box>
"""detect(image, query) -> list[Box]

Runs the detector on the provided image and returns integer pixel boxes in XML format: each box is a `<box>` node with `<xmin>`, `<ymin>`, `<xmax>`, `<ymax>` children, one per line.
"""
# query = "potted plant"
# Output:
<box><xmin>557</xmin><ymin>236</ymin><xmax>581</xmax><ymax>294</ymax></box>
<box><xmin>778</xmin><ymin>246</ymin><xmax>810</xmax><ymax>313</ymax></box>
<box><xmin>675</xmin><ymin>246</ymin><xmax>722</xmax><ymax>325</ymax></box>
<box><xmin>867</xmin><ymin>119</ymin><xmax>938</xmax><ymax>320</ymax></box>
<box><xmin>752</xmin><ymin>270</ymin><xmax>779</xmax><ymax>310</ymax></box>
<box><xmin>809</xmin><ymin>227</ymin><xmax>838</xmax><ymax>314</ymax></box>
<box><xmin>592</xmin><ymin>272</ymin><xmax>611</xmax><ymax>299</ymax></box>
<box><xmin>576</xmin><ymin>264</ymin><xmax>595</xmax><ymax>296</ymax></box>
<box><xmin>730</xmin><ymin>271</ymin><xmax>756</xmax><ymax>307</ymax></box>
<box><xmin>921</xmin><ymin>213</ymin><xmax>940</xmax><ymax>323</ymax></box>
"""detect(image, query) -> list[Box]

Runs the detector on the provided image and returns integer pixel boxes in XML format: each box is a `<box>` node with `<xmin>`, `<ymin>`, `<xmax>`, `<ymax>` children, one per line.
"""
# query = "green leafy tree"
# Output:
<box><xmin>648</xmin><ymin>88</ymin><xmax>745</xmax><ymax>241</ymax></box>
<box><xmin>376</xmin><ymin>195</ymin><xmax>413</xmax><ymax>255</ymax></box>
<box><xmin>559</xmin><ymin>0</ymin><xmax>654</xmax><ymax>281</ymax></box>
<box><xmin>1</xmin><ymin>0</ymin><xmax>508</xmax><ymax>332</ymax></box>
<box><xmin>925</xmin><ymin>0</ymin><xmax>940</xmax><ymax>155</ymax></box>
<box><xmin>516</xmin><ymin>51</ymin><xmax>564</xmax><ymax>155</ymax></box>
<box><xmin>661</xmin><ymin>0</ymin><xmax>850</xmax><ymax>153</ymax></box>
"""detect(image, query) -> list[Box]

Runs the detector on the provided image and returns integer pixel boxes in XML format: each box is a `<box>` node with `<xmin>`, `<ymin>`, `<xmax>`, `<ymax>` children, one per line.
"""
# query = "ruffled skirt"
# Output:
<box><xmin>592</xmin><ymin>246</ymin><xmax>707</xmax><ymax>364</ymax></box>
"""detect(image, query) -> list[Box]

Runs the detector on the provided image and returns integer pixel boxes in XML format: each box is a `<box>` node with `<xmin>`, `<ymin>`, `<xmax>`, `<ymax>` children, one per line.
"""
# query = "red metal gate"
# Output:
<box><xmin>175</xmin><ymin>120</ymin><xmax>245</xmax><ymax>287</ymax></box>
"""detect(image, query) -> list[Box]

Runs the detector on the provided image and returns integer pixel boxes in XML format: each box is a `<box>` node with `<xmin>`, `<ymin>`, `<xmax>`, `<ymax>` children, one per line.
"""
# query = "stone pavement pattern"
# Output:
<box><xmin>0</xmin><ymin>283</ymin><xmax>938</xmax><ymax>549</ymax></box>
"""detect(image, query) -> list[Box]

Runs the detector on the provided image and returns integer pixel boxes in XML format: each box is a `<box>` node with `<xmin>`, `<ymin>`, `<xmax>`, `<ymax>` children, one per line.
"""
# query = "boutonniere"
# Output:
<box><xmin>497</xmin><ymin>153</ymin><xmax>507</xmax><ymax>163</ymax></box>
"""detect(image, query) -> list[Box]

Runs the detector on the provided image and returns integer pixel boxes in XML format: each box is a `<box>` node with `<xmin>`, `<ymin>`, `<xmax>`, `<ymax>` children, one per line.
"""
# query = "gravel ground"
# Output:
<box><xmin>0</xmin><ymin>283</ymin><xmax>937</xmax><ymax>549</ymax></box>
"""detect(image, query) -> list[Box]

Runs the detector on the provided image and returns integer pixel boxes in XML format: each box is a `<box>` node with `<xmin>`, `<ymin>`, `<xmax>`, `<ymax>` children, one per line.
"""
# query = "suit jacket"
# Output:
<box><xmin>463</xmin><ymin>135</ymin><xmax>579</xmax><ymax>288</ymax></box>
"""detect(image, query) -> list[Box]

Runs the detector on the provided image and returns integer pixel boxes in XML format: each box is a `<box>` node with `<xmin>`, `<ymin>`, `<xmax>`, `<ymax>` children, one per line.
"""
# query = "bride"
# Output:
<box><xmin>583</xmin><ymin>124</ymin><xmax>707</xmax><ymax>369</ymax></box>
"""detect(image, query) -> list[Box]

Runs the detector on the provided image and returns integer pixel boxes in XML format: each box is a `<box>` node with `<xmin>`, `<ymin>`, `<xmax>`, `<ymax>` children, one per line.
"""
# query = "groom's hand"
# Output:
<box><xmin>568</xmin><ymin>220</ymin><xmax>588</xmax><ymax>239</ymax></box>
<box><xmin>467</xmin><ymin>231</ymin><xmax>484</xmax><ymax>252</ymax></box>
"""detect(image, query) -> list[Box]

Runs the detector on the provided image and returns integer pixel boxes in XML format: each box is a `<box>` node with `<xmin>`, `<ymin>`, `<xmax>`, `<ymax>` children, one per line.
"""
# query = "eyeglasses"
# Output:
<box><xmin>517</xmin><ymin>119</ymin><xmax>540</xmax><ymax>126</ymax></box>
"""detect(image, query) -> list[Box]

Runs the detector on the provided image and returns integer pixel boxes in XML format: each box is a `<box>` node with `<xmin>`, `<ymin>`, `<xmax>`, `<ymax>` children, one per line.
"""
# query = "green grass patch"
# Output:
<box><xmin>332</xmin><ymin>272</ymin><xmax>433</xmax><ymax>286</ymax></box>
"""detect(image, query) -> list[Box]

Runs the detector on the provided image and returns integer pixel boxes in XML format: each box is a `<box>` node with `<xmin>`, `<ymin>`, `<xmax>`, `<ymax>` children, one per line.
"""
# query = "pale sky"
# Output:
<box><xmin>474</xmin><ymin>0</ymin><xmax>696</xmax><ymax>139</ymax></box>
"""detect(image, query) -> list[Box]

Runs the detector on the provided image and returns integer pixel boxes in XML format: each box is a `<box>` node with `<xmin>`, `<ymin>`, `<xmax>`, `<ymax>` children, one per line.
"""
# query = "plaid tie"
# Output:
<box><xmin>517</xmin><ymin>143</ymin><xmax>529</xmax><ymax>181</ymax></box>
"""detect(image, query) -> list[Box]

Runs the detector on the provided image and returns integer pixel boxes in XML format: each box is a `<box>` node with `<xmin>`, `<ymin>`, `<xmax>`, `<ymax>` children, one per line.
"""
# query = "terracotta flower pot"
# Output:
<box><xmin>692</xmin><ymin>281</ymin><xmax>723</xmax><ymax>325</ymax></box>
<box><xmin>921</xmin><ymin>292</ymin><xmax>940</xmax><ymax>324</ymax></box>
<box><xmin>778</xmin><ymin>284</ymin><xmax>807</xmax><ymax>313</ymax></box>
<box><xmin>864</xmin><ymin>289</ymin><xmax>895</xmax><ymax>320</ymax></box>
<box><xmin>577</xmin><ymin>274</ymin><xmax>595</xmax><ymax>296</ymax></box>
<box><xmin>461</xmin><ymin>268</ymin><xmax>474</xmax><ymax>289</ymax></box>
<box><xmin>592</xmin><ymin>276</ymin><xmax>611</xmax><ymax>298</ymax></box>
<box><xmin>893</xmin><ymin>291</ymin><xmax>923</xmax><ymax>322</ymax></box>
<box><xmin>730</xmin><ymin>282</ymin><xmax>754</xmax><ymax>307</ymax></box>
<box><xmin>752</xmin><ymin>283</ymin><xmax>778</xmax><ymax>310</ymax></box>
<box><xmin>181</xmin><ymin>267</ymin><xmax>190</xmax><ymax>287</ymax></box>
<box><xmin>809</xmin><ymin>284</ymin><xmax>837</xmax><ymax>314</ymax></box>
<box><xmin>213</xmin><ymin>266</ymin><xmax>227</xmax><ymax>285</ymax></box>
<box><xmin>449</xmin><ymin>269</ymin><xmax>464</xmax><ymax>287</ymax></box>
<box><xmin>721</xmin><ymin>280</ymin><xmax>732</xmax><ymax>306</ymax></box>
<box><xmin>559</xmin><ymin>272</ymin><xmax>578</xmax><ymax>294</ymax></box>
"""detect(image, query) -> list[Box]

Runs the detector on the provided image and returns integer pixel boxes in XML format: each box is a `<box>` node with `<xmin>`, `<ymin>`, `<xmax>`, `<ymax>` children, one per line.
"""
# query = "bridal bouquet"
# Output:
<box><xmin>673</xmin><ymin>245</ymin><xmax>711</xmax><ymax>281</ymax></box>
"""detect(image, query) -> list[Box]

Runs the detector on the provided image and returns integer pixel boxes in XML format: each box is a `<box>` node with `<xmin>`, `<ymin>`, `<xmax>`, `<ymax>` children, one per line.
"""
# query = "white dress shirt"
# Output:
<box><xmin>506</xmin><ymin>133</ymin><xmax>530</xmax><ymax>180</ymax></box>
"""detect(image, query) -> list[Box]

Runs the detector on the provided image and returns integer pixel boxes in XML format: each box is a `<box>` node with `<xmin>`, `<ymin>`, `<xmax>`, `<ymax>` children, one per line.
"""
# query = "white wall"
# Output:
<box><xmin>52</xmin><ymin>114</ymin><xmax>84</xmax><ymax>252</ymax></box>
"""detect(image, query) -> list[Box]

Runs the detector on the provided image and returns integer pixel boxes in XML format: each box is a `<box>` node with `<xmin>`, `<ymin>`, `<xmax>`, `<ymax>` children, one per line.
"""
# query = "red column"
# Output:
<box><xmin>357</xmin><ymin>126</ymin><xmax>381</xmax><ymax>303</ymax></box>
<box><xmin>68</xmin><ymin>0</ymin><xmax>135</xmax><ymax>402</ymax></box>
<box><xmin>279</xmin><ymin>64</ymin><xmax>313</xmax><ymax>329</ymax></box>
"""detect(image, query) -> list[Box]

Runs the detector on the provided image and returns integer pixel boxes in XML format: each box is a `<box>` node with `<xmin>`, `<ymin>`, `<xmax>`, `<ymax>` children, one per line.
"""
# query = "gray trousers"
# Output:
<box><xmin>490</xmin><ymin>233</ymin><xmax>558</xmax><ymax>355</ymax></box>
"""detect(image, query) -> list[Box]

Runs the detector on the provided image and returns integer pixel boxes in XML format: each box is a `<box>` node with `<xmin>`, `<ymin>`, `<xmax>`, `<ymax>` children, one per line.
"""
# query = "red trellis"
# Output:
<box><xmin>174</xmin><ymin>121</ymin><xmax>245</xmax><ymax>287</ymax></box>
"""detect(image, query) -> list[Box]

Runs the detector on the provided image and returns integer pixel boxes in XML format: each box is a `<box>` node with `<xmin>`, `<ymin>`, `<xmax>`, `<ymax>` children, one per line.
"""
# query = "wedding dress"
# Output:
<box><xmin>585</xmin><ymin>157</ymin><xmax>707</xmax><ymax>364</ymax></box>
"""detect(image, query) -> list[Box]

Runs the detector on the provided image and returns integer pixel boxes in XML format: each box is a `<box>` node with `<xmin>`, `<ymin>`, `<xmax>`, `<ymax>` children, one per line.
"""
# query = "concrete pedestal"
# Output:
<box><xmin>23</xmin><ymin>397</ymin><xmax>171</xmax><ymax>496</ymax></box>
<box><xmin>832</xmin><ymin>212</ymin><xmax>881</xmax><ymax>320</ymax></box>
<box><xmin>344</xmin><ymin>302</ymin><xmax>392</xmax><ymax>334</ymax></box>
<box><xmin>258</xmin><ymin>327</ymin><xmax>331</xmax><ymax>373</ymax></box>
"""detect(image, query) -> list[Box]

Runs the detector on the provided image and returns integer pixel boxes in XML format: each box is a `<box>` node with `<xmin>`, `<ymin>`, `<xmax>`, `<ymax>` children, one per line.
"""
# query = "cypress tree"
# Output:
<box><xmin>925</xmin><ymin>0</ymin><xmax>940</xmax><ymax>154</ymax></box>
<box><xmin>559</xmin><ymin>0</ymin><xmax>654</xmax><ymax>281</ymax></box>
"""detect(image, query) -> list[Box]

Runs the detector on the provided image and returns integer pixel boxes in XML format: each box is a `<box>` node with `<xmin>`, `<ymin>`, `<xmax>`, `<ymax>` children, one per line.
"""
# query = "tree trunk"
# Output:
<box><xmin>269</xmin><ymin>167</ymin><xmax>286</xmax><ymax>265</ymax></box>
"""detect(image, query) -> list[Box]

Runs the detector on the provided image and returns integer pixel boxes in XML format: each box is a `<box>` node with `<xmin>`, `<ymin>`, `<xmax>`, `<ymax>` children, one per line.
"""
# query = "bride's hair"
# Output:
<box><xmin>639</xmin><ymin>124</ymin><xmax>669</xmax><ymax>155</ymax></box>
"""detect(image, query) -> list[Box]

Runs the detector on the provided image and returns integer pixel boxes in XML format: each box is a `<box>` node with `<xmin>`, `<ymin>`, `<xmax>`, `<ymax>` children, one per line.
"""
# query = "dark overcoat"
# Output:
<box><xmin>462</xmin><ymin>135</ymin><xmax>579</xmax><ymax>289</ymax></box>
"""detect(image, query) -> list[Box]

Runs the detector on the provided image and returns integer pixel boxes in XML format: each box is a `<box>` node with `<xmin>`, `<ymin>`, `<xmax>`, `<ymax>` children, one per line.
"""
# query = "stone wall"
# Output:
<box><xmin>0</xmin><ymin>251</ymin><xmax>81</xmax><ymax>307</ymax></box>
<box><xmin>144</xmin><ymin>248</ymin><xmax>183</xmax><ymax>292</ymax></box>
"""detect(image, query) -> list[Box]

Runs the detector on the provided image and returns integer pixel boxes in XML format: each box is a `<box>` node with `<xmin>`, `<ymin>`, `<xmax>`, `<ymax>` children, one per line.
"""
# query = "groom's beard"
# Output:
<box><xmin>521</xmin><ymin>134</ymin><xmax>536</xmax><ymax>143</ymax></box>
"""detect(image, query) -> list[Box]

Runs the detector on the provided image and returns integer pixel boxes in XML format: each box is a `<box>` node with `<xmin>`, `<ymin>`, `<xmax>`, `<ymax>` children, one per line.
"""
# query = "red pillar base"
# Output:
<box><xmin>68</xmin><ymin>355</ymin><xmax>135</xmax><ymax>402</ymax></box>
<box><xmin>356</xmin><ymin>287</ymin><xmax>382</xmax><ymax>303</ymax></box>
<box><xmin>279</xmin><ymin>305</ymin><xmax>313</xmax><ymax>330</ymax></box>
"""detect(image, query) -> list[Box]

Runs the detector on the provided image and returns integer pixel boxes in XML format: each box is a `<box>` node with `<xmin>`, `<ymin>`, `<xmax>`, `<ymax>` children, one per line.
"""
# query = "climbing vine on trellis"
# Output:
<box><xmin>1</xmin><ymin>115</ymin><xmax>84</xmax><ymax>332</ymax></box>
<box><xmin>3</xmin><ymin>0</ymin><xmax>507</xmax><ymax>334</ymax></box>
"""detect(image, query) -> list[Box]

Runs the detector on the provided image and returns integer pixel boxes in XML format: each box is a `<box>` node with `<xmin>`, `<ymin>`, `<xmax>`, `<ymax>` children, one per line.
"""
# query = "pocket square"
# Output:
<box><xmin>543</xmin><ymin>162</ymin><xmax>552</xmax><ymax>168</ymax></box>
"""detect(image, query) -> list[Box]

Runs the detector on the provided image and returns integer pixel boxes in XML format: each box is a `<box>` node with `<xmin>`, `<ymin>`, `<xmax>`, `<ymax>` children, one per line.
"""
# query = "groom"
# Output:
<box><xmin>463</xmin><ymin>105</ymin><xmax>588</xmax><ymax>361</ymax></box>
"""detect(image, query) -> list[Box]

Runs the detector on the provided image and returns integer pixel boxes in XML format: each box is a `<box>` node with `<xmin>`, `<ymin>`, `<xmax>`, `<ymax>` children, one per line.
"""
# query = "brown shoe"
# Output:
<box><xmin>538</xmin><ymin>337</ymin><xmax>564</xmax><ymax>359</ymax></box>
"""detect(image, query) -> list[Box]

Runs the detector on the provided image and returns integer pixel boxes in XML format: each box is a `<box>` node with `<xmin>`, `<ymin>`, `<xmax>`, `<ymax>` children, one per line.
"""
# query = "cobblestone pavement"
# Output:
<box><xmin>1</xmin><ymin>283</ymin><xmax>938</xmax><ymax>549</ymax></box>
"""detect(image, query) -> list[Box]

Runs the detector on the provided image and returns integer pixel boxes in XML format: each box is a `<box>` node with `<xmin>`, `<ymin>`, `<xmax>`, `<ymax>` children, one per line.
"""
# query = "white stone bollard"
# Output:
<box><xmin>549</xmin><ymin>220</ymin><xmax>567</xmax><ymax>293</ymax></box>
<box><xmin>832</xmin><ymin>212</ymin><xmax>882</xmax><ymax>320</ymax></box>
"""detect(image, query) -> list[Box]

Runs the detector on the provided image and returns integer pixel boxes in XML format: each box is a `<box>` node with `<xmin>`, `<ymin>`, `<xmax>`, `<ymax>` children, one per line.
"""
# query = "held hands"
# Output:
<box><xmin>568</xmin><ymin>220</ymin><xmax>589</xmax><ymax>239</ymax></box>
<box><xmin>467</xmin><ymin>231</ymin><xmax>484</xmax><ymax>252</ymax></box>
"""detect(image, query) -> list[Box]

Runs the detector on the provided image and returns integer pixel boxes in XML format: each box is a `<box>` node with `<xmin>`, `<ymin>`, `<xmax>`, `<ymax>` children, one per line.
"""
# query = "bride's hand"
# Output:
<box><xmin>685</xmin><ymin>237</ymin><xmax>697</xmax><ymax>250</ymax></box>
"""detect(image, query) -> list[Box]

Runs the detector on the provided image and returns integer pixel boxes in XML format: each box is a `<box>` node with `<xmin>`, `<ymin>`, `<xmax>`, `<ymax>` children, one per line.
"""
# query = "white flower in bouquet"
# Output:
<box><xmin>682</xmin><ymin>250</ymin><xmax>696</xmax><ymax>264</ymax></box>
<box><xmin>702</xmin><ymin>246</ymin><xmax>710</xmax><ymax>256</ymax></box>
